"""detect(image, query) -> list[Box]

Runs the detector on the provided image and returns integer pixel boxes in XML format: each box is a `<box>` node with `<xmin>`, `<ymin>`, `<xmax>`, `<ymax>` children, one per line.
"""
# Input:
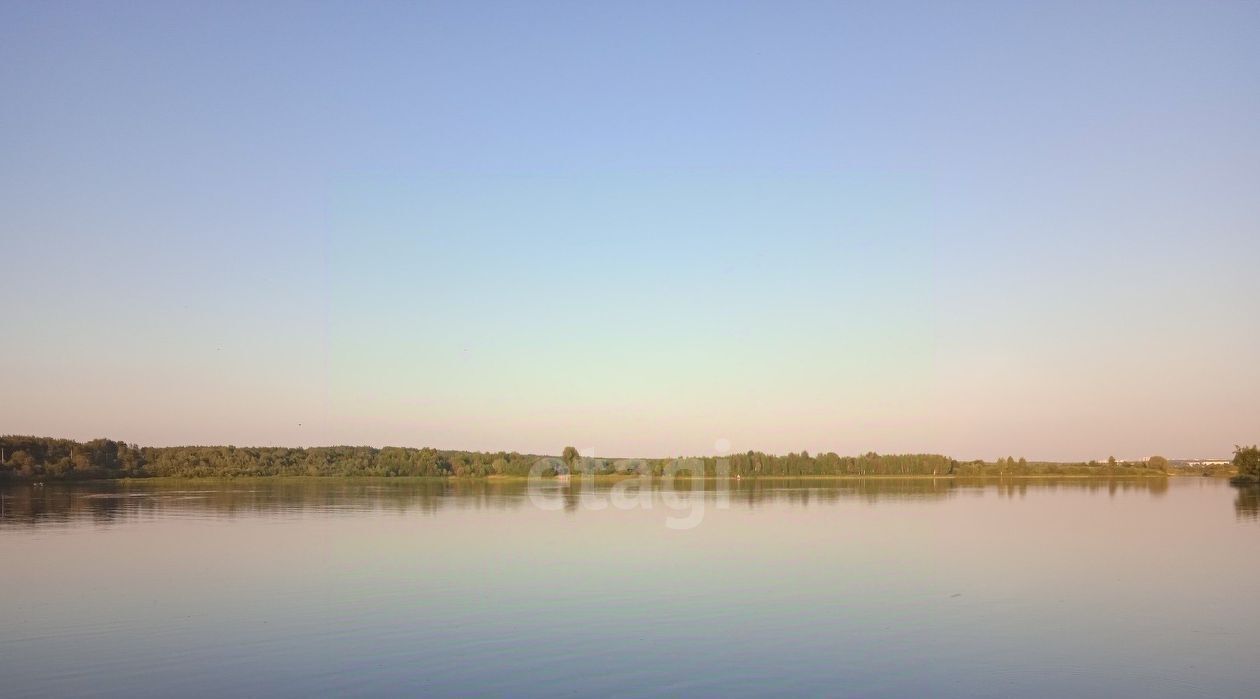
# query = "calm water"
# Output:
<box><xmin>2</xmin><ymin>477</ymin><xmax>1258</xmax><ymax>698</ymax></box>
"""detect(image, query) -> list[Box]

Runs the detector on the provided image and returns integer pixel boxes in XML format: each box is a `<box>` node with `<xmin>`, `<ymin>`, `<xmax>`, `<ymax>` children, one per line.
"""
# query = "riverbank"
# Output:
<box><xmin>3</xmin><ymin>472</ymin><xmax>1211</xmax><ymax>487</ymax></box>
<box><xmin>1</xmin><ymin>435</ymin><xmax>1225</xmax><ymax>482</ymax></box>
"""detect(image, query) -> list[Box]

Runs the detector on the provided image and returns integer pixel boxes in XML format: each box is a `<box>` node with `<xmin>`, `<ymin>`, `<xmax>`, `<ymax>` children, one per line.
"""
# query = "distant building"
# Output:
<box><xmin>1185</xmin><ymin>459</ymin><xmax>1232</xmax><ymax>467</ymax></box>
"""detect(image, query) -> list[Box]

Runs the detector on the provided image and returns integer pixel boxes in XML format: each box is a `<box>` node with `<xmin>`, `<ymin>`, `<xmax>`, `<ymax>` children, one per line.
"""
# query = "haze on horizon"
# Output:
<box><xmin>2</xmin><ymin>2</ymin><xmax>1257</xmax><ymax>462</ymax></box>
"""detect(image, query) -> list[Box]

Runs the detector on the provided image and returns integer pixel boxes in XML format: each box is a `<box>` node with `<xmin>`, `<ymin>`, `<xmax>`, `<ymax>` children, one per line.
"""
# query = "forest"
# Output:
<box><xmin>0</xmin><ymin>435</ymin><xmax>1179</xmax><ymax>480</ymax></box>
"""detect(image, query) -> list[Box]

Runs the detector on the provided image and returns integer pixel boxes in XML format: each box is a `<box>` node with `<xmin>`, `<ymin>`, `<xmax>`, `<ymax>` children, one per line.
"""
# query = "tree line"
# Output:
<box><xmin>0</xmin><ymin>436</ymin><xmax>542</xmax><ymax>479</ymax></box>
<box><xmin>1</xmin><ymin>435</ymin><xmax>1178</xmax><ymax>481</ymax></box>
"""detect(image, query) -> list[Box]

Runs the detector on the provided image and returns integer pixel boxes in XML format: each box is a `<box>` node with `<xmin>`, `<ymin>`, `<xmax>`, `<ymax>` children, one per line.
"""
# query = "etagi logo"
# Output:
<box><xmin>526</xmin><ymin>446</ymin><xmax>733</xmax><ymax>530</ymax></box>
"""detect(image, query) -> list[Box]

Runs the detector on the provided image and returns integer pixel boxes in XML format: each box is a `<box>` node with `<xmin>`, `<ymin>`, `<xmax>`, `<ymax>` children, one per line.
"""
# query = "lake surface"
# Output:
<box><xmin>2</xmin><ymin>477</ymin><xmax>1258</xmax><ymax>698</ymax></box>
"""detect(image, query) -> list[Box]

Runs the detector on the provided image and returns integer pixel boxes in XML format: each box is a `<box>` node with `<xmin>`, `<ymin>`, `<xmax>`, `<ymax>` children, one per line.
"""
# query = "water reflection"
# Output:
<box><xmin>0</xmin><ymin>476</ymin><xmax>1176</xmax><ymax>528</ymax></box>
<box><xmin>1234</xmin><ymin>485</ymin><xmax>1260</xmax><ymax>520</ymax></box>
<box><xmin>1</xmin><ymin>476</ymin><xmax>1254</xmax><ymax>699</ymax></box>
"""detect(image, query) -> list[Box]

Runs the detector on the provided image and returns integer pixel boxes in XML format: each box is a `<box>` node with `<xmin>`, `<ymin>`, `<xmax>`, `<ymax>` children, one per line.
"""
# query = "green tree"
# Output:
<box><xmin>561</xmin><ymin>446</ymin><xmax>579</xmax><ymax>474</ymax></box>
<box><xmin>1148</xmin><ymin>455</ymin><xmax>1169</xmax><ymax>472</ymax></box>
<box><xmin>1233</xmin><ymin>445</ymin><xmax>1260</xmax><ymax>480</ymax></box>
<box><xmin>10</xmin><ymin>450</ymin><xmax>35</xmax><ymax>476</ymax></box>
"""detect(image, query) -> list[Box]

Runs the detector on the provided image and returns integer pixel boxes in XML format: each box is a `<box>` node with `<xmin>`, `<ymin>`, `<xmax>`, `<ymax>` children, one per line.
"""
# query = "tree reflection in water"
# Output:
<box><xmin>1234</xmin><ymin>486</ymin><xmax>1260</xmax><ymax>520</ymax></box>
<box><xmin>0</xmin><ymin>476</ymin><xmax>1185</xmax><ymax>528</ymax></box>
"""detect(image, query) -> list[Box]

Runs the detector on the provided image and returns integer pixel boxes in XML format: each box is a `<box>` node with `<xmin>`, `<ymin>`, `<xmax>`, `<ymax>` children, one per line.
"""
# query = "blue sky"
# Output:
<box><xmin>2</xmin><ymin>1</ymin><xmax>1257</xmax><ymax>460</ymax></box>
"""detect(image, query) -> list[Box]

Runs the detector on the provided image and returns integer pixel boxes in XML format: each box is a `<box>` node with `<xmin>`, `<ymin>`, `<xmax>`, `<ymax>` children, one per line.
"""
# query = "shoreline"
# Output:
<box><xmin>1</xmin><ymin>472</ymin><xmax>1218</xmax><ymax>486</ymax></box>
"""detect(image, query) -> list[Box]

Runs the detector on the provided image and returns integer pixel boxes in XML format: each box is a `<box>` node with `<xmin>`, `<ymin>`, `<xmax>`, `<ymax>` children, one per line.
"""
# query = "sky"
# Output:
<box><xmin>2</xmin><ymin>1</ymin><xmax>1257</xmax><ymax>461</ymax></box>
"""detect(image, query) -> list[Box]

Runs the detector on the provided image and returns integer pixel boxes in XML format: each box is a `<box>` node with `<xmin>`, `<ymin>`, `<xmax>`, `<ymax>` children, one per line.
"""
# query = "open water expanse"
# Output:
<box><xmin>1</xmin><ymin>477</ymin><xmax>1257</xmax><ymax>698</ymax></box>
